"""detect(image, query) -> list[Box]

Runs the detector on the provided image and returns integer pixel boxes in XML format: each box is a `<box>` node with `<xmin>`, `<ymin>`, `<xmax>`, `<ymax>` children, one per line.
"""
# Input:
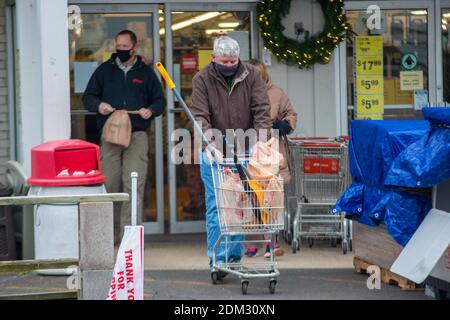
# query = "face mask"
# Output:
<box><xmin>214</xmin><ymin>62</ymin><xmax>239</xmax><ymax>77</ymax></box>
<box><xmin>116</xmin><ymin>49</ymin><xmax>133</xmax><ymax>63</ymax></box>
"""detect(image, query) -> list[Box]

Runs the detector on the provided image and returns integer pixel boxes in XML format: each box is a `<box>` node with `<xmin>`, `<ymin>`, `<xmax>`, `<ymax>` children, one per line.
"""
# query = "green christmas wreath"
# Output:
<box><xmin>257</xmin><ymin>0</ymin><xmax>350</xmax><ymax>69</ymax></box>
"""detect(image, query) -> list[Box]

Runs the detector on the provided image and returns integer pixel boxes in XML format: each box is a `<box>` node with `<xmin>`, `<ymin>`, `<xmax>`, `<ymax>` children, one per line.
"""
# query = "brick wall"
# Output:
<box><xmin>0</xmin><ymin>0</ymin><xmax>8</xmax><ymax>164</ymax></box>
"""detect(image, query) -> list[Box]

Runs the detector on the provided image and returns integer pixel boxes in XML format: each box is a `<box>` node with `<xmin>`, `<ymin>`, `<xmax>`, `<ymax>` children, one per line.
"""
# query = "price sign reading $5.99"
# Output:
<box><xmin>356</xmin><ymin>75</ymin><xmax>384</xmax><ymax>95</ymax></box>
<box><xmin>356</xmin><ymin>95</ymin><xmax>384</xmax><ymax>114</ymax></box>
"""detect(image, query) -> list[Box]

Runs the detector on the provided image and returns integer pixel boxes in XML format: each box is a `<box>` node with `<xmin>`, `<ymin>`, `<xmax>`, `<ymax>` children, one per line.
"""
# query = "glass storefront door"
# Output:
<box><xmin>68</xmin><ymin>4</ymin><xmax>164</xmax><ymax>234</ymax></box>
<box><xmin>341</xmin><ymin>1</ymin><xmax>436</xmax><ymax>132</ymax></box>
<box><xmin>163</xmin><ymin>3</ymin><xmax>257</xmax><ymax>233</ymax></box>
<box><xmin>441</xmin><ymin>1</ymin><xmax>450</xmax><ymax>103</ymax></box>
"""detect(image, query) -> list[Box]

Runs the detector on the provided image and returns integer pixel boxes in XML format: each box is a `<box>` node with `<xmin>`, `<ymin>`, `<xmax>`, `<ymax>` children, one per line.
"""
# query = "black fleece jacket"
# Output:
<box><xmin>83</xmin><ymin>54</ymin><xmax>166</xmax><ymax>132</ymax></box>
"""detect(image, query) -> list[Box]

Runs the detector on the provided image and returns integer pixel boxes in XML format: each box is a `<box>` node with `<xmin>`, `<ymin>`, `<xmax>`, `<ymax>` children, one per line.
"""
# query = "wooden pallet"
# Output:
<box><xmin>354</xmin><ymin>257</ymin><xmax>424</xmax><ymax>291</ymax></box>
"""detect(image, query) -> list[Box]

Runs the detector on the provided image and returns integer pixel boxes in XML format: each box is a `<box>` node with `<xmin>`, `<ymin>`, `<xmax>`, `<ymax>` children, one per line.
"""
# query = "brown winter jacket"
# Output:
<box><xmin>267</xmin><ymin>78</ymin><xmax>298</xmax><ymax>184</ymax></box>
<box><xmin>190</xmin><ymin>62</ymin><xmax>272</xmax><ymax>147</ymax></box>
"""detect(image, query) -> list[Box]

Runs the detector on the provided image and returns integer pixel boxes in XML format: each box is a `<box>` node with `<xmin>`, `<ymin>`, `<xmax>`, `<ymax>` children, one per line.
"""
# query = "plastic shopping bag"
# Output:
<box><xmin>218</xmin><ymin>172</ymin><xmax>253</xmax><ymax>227</ymax></box>
<box><xmin>248</xmin><ymin>137</ymin><xmax>286</xmax><ymax>180</ymax></box>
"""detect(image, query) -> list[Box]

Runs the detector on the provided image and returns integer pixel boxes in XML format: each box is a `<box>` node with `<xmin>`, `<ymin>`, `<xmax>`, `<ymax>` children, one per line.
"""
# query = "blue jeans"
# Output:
<box><xmin>199</xmin><ymin>151</ymin><xmax>244</xmax><ymax>269</ymax></box>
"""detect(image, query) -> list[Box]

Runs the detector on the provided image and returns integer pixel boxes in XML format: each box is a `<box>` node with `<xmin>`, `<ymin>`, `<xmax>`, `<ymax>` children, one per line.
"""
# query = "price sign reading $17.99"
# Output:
<box><xmin>355</xmin><ymin>56</ymin><xmax>383</xmax><ymax>75</ymax></box>
<box><xmin>354</xmin><ymin>36</ymin><xmax>384</xmax><ymax>119</ymax></box>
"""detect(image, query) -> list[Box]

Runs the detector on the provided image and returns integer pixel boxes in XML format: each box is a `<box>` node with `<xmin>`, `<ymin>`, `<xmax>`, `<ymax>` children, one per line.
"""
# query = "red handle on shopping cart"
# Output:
<box><xmin>300</xmin><ymin>141</ymin><xmax>343</xmax><ymax>148</ymax></box>
<box><xmin>289</xmin><ymin>137</ymin><xmax>332</xmax><ymax>142</ymax></box>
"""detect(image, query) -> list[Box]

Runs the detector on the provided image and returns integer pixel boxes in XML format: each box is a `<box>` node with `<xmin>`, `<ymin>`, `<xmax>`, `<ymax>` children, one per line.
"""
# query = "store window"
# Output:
<box><xmin>346</xmin><ymin>9</ymin><xmax>428</xmax><ymax>120</ymax></box>
<box><xmin>68</xmin><ymin>12</ymin><xmax>159</xmax><ymax>224</ymax></box>
<box><xmin>168</xmin><ymin>11</ymin><xmax>251</xmax><ymax>222</ymax></box>
<box><xmin>442</xmin><ymin>9</ymin><xmax>450</xmax><ymax>103</ymax></box>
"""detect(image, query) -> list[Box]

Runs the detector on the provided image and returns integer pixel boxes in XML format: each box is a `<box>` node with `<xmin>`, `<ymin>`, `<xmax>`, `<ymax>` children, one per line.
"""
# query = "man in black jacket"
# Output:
<box><xmin>83</xmin><ymin>30</ymin><xmax>165</xmax><ymax>243</ymax></box>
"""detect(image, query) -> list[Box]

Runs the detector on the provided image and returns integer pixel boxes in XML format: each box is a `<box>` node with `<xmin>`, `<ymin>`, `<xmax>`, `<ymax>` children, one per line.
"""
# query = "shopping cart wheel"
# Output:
<box><xmin>211</xmin><ymin>272</ymin><xmax>218</xmax><ymax>285</ymax></box>
<box><xmin>331</xmin><ymin>238</ymin><xmax>337</xmax><ymax>248</ymax></box>
<box><xmin>342</xmin><ymin>241</ymin><xmax>348</xmax><ymax>255</ymax></box>
<box><xmin>286</xmin><ymin>232</ymin><xmax>293</xmax><ymax>245</ymax></box>
<box><xmin>269</xmin><ymin>280</ymin><xmax>277</xmax><ymax>294</ymax></box>
<box><xmin>292</xmin><ymin>239</ymin><xmax>299</xmax><ymax>254</ymax></box>
<box><xmin>308</xmin><ymin>238</ymin><xmax>314</xmax><ymax>248</ymax></box>
<box><xmin>241</xmin><ymin>280</ymin><xmax>249</xmax><ymax>295</ymax></box>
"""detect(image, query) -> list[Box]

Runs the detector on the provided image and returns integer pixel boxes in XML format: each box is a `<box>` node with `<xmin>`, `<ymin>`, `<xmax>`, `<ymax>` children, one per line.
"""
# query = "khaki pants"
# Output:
<box><xmin>101</xmin><ymin>131</ymin><xmax>149</xmax><ymax>242</ymax></box>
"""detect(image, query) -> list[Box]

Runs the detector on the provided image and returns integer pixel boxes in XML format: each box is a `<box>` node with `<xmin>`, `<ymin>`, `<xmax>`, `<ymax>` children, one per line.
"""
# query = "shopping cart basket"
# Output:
<box><xmin>211</xmin><ymin>157</ymin><xmax>285</xmax><ymax>294</ymax></box>
<box><xmin>290</xmin><ymin>139</ymin><xmax>351</xmax><ymax>254</ymax></box>
<box><xmin>283</xmin><ymin>137</ymin><xmax>336</xmax><ymax>245</ymax></box>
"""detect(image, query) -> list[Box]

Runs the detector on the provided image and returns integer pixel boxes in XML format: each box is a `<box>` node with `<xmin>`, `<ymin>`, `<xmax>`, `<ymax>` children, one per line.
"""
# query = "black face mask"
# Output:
<box><xmin>214</xmin><ymin>62</ymin><xmax>239</xmax><ymax>77</ymax></box>
<box><xmin>116</xmin><ymin>49</ymin><xmax>133</xmax><ymax>63</ymax></box>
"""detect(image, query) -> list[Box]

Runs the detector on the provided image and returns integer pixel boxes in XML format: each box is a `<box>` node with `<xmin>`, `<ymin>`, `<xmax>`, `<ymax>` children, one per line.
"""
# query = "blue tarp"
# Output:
<box><xmin>422</xmin><ymin>107</ymin><xmax>450</xmax><ymax>126</ymax></box>
<box><xmin>349</xmin><ymin>120</ymin><xmax>430</xmax><ymax>188</ymax></box>
<box><xmin>334</xmin><ymin>182</ymin><xmax>431</xmax><ymax>246</ymax></box>
<box><xmin>385</xmin><ymin>108</ymin><xmax>450</xmax><ymax>188</ymax></box>
<box><xmin>334</xmin><ymin>116</ymin><xmax>450</xmax><ymax>246</ymax></box>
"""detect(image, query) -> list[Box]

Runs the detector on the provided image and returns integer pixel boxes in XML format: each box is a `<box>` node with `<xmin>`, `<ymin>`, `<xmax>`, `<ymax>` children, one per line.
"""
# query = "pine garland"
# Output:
<box><xmin>257</xmin><ymin>0</ymin><xmax>350</xmax><ymax>69</ymax></box>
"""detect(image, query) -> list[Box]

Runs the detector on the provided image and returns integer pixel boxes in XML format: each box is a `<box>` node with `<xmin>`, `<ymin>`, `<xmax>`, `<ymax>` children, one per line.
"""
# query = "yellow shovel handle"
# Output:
<box><xmin>156</xmin><ymin>62</ymin><xmax>176</xmax><ymax>90</ymax></box>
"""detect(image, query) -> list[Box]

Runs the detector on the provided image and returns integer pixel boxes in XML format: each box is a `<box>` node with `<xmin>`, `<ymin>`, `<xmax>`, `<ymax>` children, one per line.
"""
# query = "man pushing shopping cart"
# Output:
<box><xmin>156</xmin><ymin>36</ymin><xmax>286</xmax><ymax>294</ymax></box>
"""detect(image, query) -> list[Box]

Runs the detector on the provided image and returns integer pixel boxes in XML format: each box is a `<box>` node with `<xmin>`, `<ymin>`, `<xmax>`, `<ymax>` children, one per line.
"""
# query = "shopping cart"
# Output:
<box><xmin>290</xmin><ymin>139</ymin><xmax>352</xmax><ymax>254</ymax></box>
<box><xmin>210</xmin><ymin>157</ymin><xmax>285</xmax><ymax>294</ymax></box>
<box><xmin>283</xmin><ymin>137</ymin><xmax>336</xmax><ymax>245</ymax></box>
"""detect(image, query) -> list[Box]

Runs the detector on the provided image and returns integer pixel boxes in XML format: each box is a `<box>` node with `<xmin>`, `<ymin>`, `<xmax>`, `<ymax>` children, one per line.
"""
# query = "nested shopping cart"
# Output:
<box><xmin>290</xmin><ymin>139</ymin><xmax>352</xmax><ymax>254</ymax></box>
<box><xmin>210</xmin><ymin>157</ymin><xmax>285</xmax><ymax>294</ymax></box>
<box><xmin>283</xmin><ymin>137</ymin><xmax>335</xmax><ymax>245</ymax></box>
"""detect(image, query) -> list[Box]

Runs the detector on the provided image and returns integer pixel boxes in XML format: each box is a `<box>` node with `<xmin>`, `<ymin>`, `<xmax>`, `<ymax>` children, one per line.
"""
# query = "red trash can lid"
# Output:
<box><xmin>28</xmin><ymin>139</ymin><xmax>105</xmax><ymax>186</ymax></box>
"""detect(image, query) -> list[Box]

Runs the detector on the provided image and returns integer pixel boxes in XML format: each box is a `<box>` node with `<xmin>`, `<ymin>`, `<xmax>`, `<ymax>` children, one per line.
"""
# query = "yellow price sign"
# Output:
<box><xmin>356</xmin><ymin>75</ymin><xmax>384</xmax><ymax>95</ymax></box>
<box><xmin>355</xmin><ymin>56</ymin><xmax>383</xmax><ymax>75</ymax></box>
<box><xmin>356</xmin><ymin>95</ymin><xmax>384</xmax><ymax>114</ymax></box>
<box><xmin>356</xmin><ymin>114</ymin><xmax>384</xmax><ymax>120</ymax></box>
<box><xmin>355</xmin><ymin>36</ymin><xmax>383</xmax><ymax>56</ymax></box>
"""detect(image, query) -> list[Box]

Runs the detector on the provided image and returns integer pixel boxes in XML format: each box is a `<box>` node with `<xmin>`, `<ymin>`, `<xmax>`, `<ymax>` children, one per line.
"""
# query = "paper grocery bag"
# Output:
<box><xmin>102</xmin><ymin>110</ymin><xmax>132</xmax><ymax>148</ymax></box>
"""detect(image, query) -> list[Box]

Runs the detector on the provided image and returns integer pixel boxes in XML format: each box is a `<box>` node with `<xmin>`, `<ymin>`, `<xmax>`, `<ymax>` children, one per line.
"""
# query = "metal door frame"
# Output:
<box><xmin>338</xmin><ymin>0</ymin><xmax>437</xmax><ymax>135</ymax></box>
<box><xmin>164</xmin><ymin>2</ymin><xmax>258</xmax><ymax>234</ymax></box>
<box><xmin>5</xmin><ymin>1</ymin><xmax>18</xmax><ymax>162</ymax></box>
<box><xmin>72</xmin><ymin>3</ymin><xmax>164</xmax><ymax>235</ymax></box>
<box><xmin>439</xmin><ymin>0</ymin><xmax>450</xmax><ymax>102</ymax></box>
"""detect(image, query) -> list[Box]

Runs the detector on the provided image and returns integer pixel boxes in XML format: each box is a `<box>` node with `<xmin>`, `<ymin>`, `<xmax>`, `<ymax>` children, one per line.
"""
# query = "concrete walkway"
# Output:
<box><xmin>0</xmin><ymin>234</ymin><xmax>431</xmax><ymax>300</ymax></box>
<box><xmin>144</xmin><ymin>269</ymin><xmax>430</xmax><ymax>300</ymax></box>
<box><xmin>143</xmin><ymin>234</ymin><xmax>354</xmax><ymax>270</ymax></box>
